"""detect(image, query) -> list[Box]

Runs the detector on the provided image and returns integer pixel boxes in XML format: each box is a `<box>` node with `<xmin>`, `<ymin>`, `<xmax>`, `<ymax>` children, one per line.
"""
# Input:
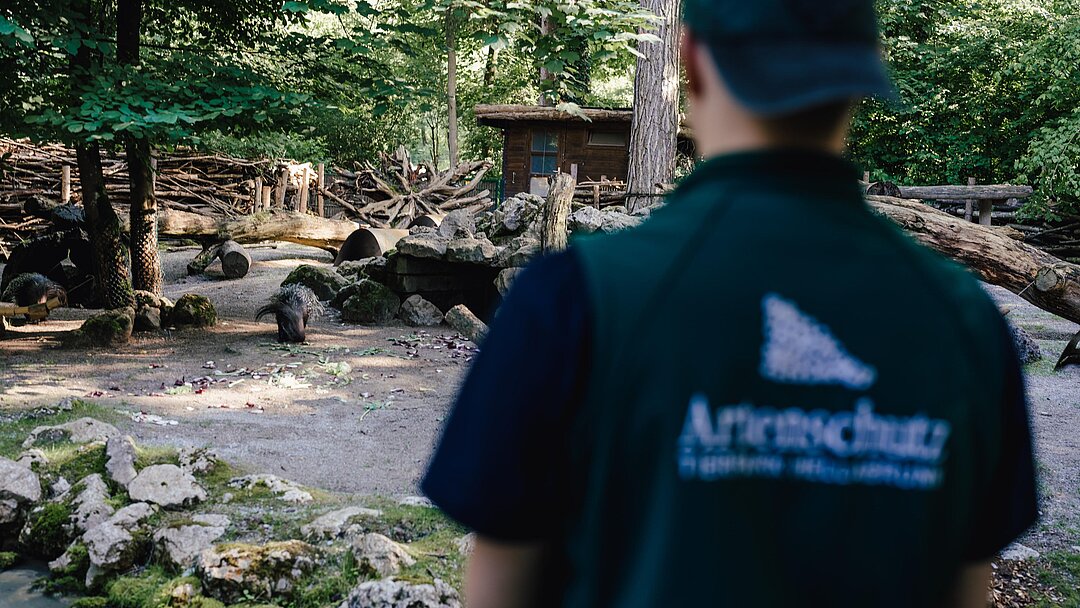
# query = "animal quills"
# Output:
<box><xmin>256</xmin><ymin>284</ymin><xmax>323</xmax><ymax>343</ymax></box>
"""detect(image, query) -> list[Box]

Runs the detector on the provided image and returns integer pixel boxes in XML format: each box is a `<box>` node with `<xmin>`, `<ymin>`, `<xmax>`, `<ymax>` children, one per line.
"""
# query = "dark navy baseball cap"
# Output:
<box><xmin>683</xmin><ymin>0</ymin><xmax>896</xmax><ymax>115</ymax></box>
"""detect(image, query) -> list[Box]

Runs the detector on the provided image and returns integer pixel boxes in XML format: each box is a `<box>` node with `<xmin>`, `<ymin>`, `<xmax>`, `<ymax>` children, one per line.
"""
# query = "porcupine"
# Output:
<box><xmin>255</xmin><ymin>284</ymin><xmax>323</xmax><ymax>343</ymax></box>
<box><xmin>1</xmin><ymin>273</ymin><xmax>68</xmax><ymax>322</ymax></box>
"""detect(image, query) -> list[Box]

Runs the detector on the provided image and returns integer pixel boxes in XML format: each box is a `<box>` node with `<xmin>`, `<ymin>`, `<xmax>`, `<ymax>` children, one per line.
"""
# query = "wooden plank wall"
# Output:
<box><xmin>500</xmin><ymin>124</ymin><xmax>631</xmax><ymax>199</ymax></box>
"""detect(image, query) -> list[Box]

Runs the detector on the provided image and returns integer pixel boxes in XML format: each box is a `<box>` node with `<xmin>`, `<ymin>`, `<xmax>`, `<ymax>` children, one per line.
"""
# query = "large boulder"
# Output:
<box><xmin>340</xmin><ymin>280</ymin><xmax>402</xmax><ymax>325</ymax></box>
<box><xmin>0</xmin><ymin>457</ymin><xmax>41</xmax><ymax>526</ymax></box>
<box><xmin>337</xmin><ymin>257</ymin><xmax>388</xmax><ymax>283</ymax></box>
<box><xmin>63</xmin><ymin>307</ymin><xmax>135</xmax><ymax>347</ymax></box>
<box><xmin>600</xmin><ymin>211</ymin><xmax>643</xmax><ymax>234</ymax></box>
<box><xmin>281</xmin><ymin>265</ymin><xmax>350</xmax><ymax>301</ymax></box>
<box><xmin>154</xmin><ymin>514</ymin><xmax>230</xmax><ymax>569</ymax></box>
<box><xmin>568</xmin><ymin>206</ymin><xmax>605</xmax><ymax>235</ymax></box>
<box><xmin>351</xmin><ymin>533</ymin><xmax>415</xmax><ymax>577</ymax></box>
<box><xmin>399</xmin><ymin>295</ymin><xmax>443</xmax><ymax>327</ymax></box>
<box><xmin>104</xmin><ymin>435</ymin><xmax>138</xmax><ymax>488</ymax></box>
<box><xmin>397</xmin><ymin>234</ymin><xmax>450</xmax><ymax>260</ymax></box>
<box><xmin>128</xmin><ymin>465</ymin><xmax>206</xmax><ymax>508</ymax></box>
<box><xmin>227</xmin><ymin>474</ymin><xmax>312</xmax><ymax>503</ymax></box>
<box><xmin>492</xmin><ymin>195</ymin><xmax>542</xmax><ymax>236</ymax></box>
<box><xmin>301</xmin><ymin>506</ymin><xmax>383</xmax><ymax>541</ymax></box>
<box><xmin>68</xmin><ymin>474</ymin><xmax>114</xmax><ymax>535</ymax></box>
<box><xmin>494</xmin><ymin>268</ymin><xmax>523</xmax><ymax>297</ymax></box>
<box><xmin>198</xmin><ymin>540</ymin><xmax>320</xmax><ymax>603</ymax></box>
<box><xmin>493</xmin><ymin>236</ymin><xmax>540</xmax><ymax>268</ymax></box>
<box><xmin>445</xmin><ymin>305</ymin><xmax>488</xmax><ymax>343</ymax></box>
<box><xmin>338</xmin><ymin>578</ymin><xmax>462</xmax><ymax>608</ymax></box>
<box><xmin>446</xmin><ymin>237</ymin><xmax>498</xmax><ymax>265</ymax></box>
<box><xmin>437</xmin><ymin>209</ymin><xmax>476</xmax><ymax>239</ymax></box>
<box><xmin>83</xmin><ymin>502</ymin><xmax>156</xmax><ymax>587</ymax></box>
<box><xmin>23</xmin><ymin>417</ymin><xmax>120</xmax><ymax>448</ymax></box>
<box><xmin>168</xmin><ymin>294</ymin><xmax>217</xmax><ymax>328</ymax></box>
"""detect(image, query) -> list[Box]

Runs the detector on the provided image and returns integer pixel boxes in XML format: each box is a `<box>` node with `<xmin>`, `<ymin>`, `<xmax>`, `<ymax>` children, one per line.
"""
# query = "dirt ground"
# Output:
<box><xmin>1</xmin><ymin>244</ymin><xmax>1079</xmax><ymax>557</ymax></box>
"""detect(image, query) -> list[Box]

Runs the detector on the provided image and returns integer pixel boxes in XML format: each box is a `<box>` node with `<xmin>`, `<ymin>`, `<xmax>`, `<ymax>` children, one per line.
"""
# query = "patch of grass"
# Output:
<box><xmin>0</xmin><ymin>551</ymin><xmax>19</xmax><ymax>570</ymax></box>
<box><xmin>1033</xmin><ymin>551</ymin><xmax>1080</xmax><ymax>606</ymax></box>
<box><xmin>401</xmin><ymin>528</ymin><xmax>467</xmax><ymax>590</ymax></box>
<box><xmin>70</xmin><ymin>598</ymin><xmax>111</xmax><ymax>608</ymax></box>
<box><xmin>285</xmin><ymin>551</ymin><xmax>363</xmax><ymax>608</ymax></box>
<box><xmin>105</xmin><ymin>568</ymin><xmax>172</xmax><ymax>608</ymax></box>
<box><xmin>0</xmin><ymin>400</ymin><xmax>120</xmax><ymax>459</ymax></box>
<box><xmin>133</xmin><ymin>445</ymin><xmax>180</xmax><ymax>469</ymax></box>
<box><xmin>42</xmin><ymin>442</ymin><xmax>109</xmax><ymax>485</ymax></box>
<box><xmin>360</xmin><ymin>498</ymin><xmax>466</xmax><ymax>543</ymax></box>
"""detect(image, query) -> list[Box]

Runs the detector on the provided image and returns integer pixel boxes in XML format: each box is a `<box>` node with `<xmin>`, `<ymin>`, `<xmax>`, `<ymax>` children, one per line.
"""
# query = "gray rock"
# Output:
<box><xmin>133</xmin><ymin>290</ymin><xmax>170</xmax><ymax>310</ymax></box>
<box><xmin>301</xmin><ymin>506</ymin><xmax>383</xmax><ymax>541</ymax></box>
<box><xmin>445</xmin><ymin>305</ymin><xmax>488</xmax><ymax>343</ymax></box>
<box><xmin>198</xmin><ymin>540</ymin><xmax>320</xmax><ymax>603</ymax></box>
<box><xmin>337</xmin><ymin>257</ymin><xmax>388</xmax><ymax>283</ymax></box>
<box><xmin>128</xmin><ymin>464</ymin><xmax>206</xmax><ymax>508</ymax></box>
<box><xmin>68</xmin><ymin>474</ymin><xmax>114</xmax><ymax>535</ymax></box>
<box><xmin>606</xmin><ymin>205</ymin><xmax>628</xmax><ymax>214</ymax></box>
<box><xmin>0</xmin><ymin>457</ymin><xmax>42</xmax><ymax>508</ymax></box>
<box><xmin>105</xmin><ymin>435</ymin><xmax>138</xmax><ymax>488</ymax></box>
<box><xmin>494</xmin><ymin>268</ymin><xmax>523</xmax><ymax>297</ymax></box>
<box><xmin>351</xmin><ymin>533</ymin><xmax>416</xmax><ymax>577</ymax></box>
<box><xmin>49</xmin><ymin>477</ymin><xmax>71</xmax><ymax>499</ymax></box>
<box><xmin>134</xmin><ymin>305</ymin><xmax>162</xmax><ymax>332</ymax></box>
<box><xmin>1000</xmin><ymin>542</ymin><xmax>1041</xmax><ymax>561</ymax></box>
<box><xmin>456</xmin><ymin>533</ymin><xmax>476</xmax><ymax>557</ymax></box>
<box><xmin>494</xmin><ymin>196</ymin><xmax>542</xmax><ymax>235</ymax></box>
<box><xmin>340</xmin><ymin>280</ymin><xmax>402</xmax><ymax>325</ymax></box>
<box><xmin>600</xmin><ymin>211</ymin><xmax>643</xmax><ymax>234</ymax></box>
<box><xmin>409</xmin><ymin>225</ymin><xmax>436</xmax><ymax>235</ymax></box>
<box><xmin>338</xmin><ymin>578</ymin><xmax>462</xmax><ymax>608</ymax></box>
<box><xmin>154</xmin><ymin>516</ymin><xmax>230</xmax><ymax>569</ymax></box>
<box><xmin>568</xmin><ymin>206</ymin><xmax>604</xmax><ymax>235</ymax></box>
<box><xmin>16</xmin><ymin>449</ymin><xmax>47</xmax><ymax>469</ymax></box>
<box><xmin>179</xmin><ymin>446</ymin><xmax>219</xmax><ymax>475</ymax></box>
<box><xmin>494</xmin><ymin>236</ymin><xmax>541</xmax><ymax>268</ymax></box>
<box><xmin>399</xmin><ymin>295</ymin><xmax>443</xmax><ymax>327</ymax></box>
<box><xmin>228</xmin><ymin>474</ymin><xmax>312</xmax><ymax>503</ymax></box>
<box><xmin>168</xmin><ymin>295</ymin><xmax>216</xmax><ymax>328</ymax></box>
<box><xmin>281</xmin><ymin>264</ymin><xmax>350</xmax><ymax>301</ymax></box>
<box><xmin>83</xmin><ymin>502</ymin><xmax>156</xmax><ymax>587</ymax></box>
<box><xmin>446</xmin><ymin>237</ymin><xmax>498</xmax><ymax>264</ymax></box>
<box><xmin>398</xmin><ymin>496</ymin><xmax>434</xmax><ymax>508</ymax></box>
<box><xmin>23</xmin><ymin>417</ymin><xmax>120</xmax><ymax>448</ymax></box>
<box><xmin>397</xmin><ymin>234</ymin><xmax>450</xmax><ymax>259</ymax></box>
<box><xmin>437</xmin><ymin>209</ymin><xmax>477</xmax><ymax>239</ymax></box>
<box><xmin>1009</xmin><ymin>323</ymin><xmax>1042</xmax><ymax>364</ymax></box>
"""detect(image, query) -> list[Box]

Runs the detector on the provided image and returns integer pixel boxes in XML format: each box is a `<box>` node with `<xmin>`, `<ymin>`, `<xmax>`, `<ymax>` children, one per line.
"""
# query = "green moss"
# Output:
<box><xmin>0</xmin><ymin>551</ymin><xmax>19</xmax><ymax>570</ymax></box>
<box><xmin>1033</xmin><ymin>551</ymin><xmax>1080</xmax><ymax>607</ymax></box>
<box><xmin>281</xmin><ymin>264</ymin><xmax>349</xmax><ymax>301</ymax></box>
<box><xmin>286</xmin><ymin>551</ymin><xmax>363</xmax><ymax>608</ymax></box>
<box><xmin>133</xmin><ymin>445</ymin><xmax>180</xmax><ymax>470</ymax></box>
<box><xmin>0</xmin><ymin>400</ymin><xmax>120</xmax><ymax>460</ymax></box>
<box><xmin>37</xmin><ymin>542</ymin><xmax>89</xmax><ymax>595</ymax></box>
<box><xmin>43</xmin><ymin>442</ymin><xmax>109</xmax><ymax>487</ymax></box>
<box><xmin>64</xmin><ymin>308</ymin><xmax>135</xmax><ymax>348</ymax></box>
<box><xmin>106</xmin><ymin>569</ymin><xmax>171</xmax><ymax>608</ymax></box>
<box><xmin>339</xmin><ymin>280</ymin><xmax>400</xmax><ymax>325</ymax></box>
<box><xmin>21</xmin><ymin>501</ymin><xmax>74</xmax><ymax>558</ymax></box>
<box><xmin>70</xmin><ymin>598</ymin><xmax>110</xmax><ymax>608</ymax></box>
<box><xmin>169</xmin><ymin>294</ymin><xmax>217</xmax><ymax>328</ymax></box>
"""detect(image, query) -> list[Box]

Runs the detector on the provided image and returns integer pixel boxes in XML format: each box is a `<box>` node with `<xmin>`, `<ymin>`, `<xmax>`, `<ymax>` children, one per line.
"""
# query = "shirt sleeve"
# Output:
<box><xmin>964</xmin><ymin>317</ymin><xmax>1039</xmax><ymax>561</ymax></box>
<box><xmin>421</xmin><ymin>249</ymin><xmax>592</xmax><ymax>542</ymax></box>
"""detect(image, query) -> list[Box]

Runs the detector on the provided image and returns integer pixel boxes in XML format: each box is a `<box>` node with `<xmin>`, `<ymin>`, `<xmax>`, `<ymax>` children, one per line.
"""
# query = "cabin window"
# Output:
<box><xmin>588</xmin><ymin>130</ymin><xmax>627</xmax><ymax>147</ymax></box>
<box><xmin>530</xmin><ymin>130</ymin><xmax>559</xmax><ymax>176</ymax></box>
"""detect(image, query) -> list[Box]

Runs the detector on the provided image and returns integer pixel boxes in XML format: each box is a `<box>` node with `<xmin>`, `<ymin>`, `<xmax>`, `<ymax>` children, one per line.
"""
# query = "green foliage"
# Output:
<box><xmin>850</xmin><ymin>0</ymin><xmax>1080</xmax><ymax>218</ymax></box>
<box><xmin>0</xmin><ymin>551</ymin><xmax>19</xmax><ymax>570</ymax></box>
<box><xmin>106</xmin><ymin>569</ymin><xmax>171</xmax><ymax>608</ymax></box>
<box><xmin>70</xmin><ymin>598</ymin><xmax>111</xmax><ymax>608</ymax></box>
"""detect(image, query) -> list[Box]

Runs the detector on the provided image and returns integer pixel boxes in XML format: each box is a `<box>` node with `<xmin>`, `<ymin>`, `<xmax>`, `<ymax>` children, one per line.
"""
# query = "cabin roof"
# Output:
<box><xmin>474</xmin><ymin>104</ymin><xmax>633</xmax><ymax>127</ymax></box>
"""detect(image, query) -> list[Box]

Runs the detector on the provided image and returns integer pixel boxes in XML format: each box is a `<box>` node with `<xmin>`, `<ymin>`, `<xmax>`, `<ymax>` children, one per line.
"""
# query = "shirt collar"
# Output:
<box><xmin>676</xmin><ymin>148</ymin><xmax>866</xmax><ymax>203</ymax></box>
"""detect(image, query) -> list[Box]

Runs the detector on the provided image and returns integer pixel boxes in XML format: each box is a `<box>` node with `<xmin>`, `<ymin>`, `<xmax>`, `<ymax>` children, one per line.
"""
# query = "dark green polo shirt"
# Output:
<box><xmin>424</xmin><ymin>149</ymin><xmax>1037</xmax><ymax>607</ymax></box>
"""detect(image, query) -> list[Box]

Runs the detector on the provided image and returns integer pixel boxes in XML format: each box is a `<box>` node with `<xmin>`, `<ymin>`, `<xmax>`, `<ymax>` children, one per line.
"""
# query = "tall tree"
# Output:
<box><xmin>446</xmin><ymin>5</ymin><xmax>459</xmax><ymax>168</ymax></box>
<box><xmin>625</xmin><ymin>0</ymin><xmax>681</xmax><ymax>213</ymax></box>
<box><xmin>117</xmin><ymin>0</ymin><xmax>161</xmax><ymax>295</ymax></box>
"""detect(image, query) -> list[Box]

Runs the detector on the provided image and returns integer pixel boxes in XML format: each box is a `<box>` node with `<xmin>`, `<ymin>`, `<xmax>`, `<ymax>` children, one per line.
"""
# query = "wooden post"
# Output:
<box><xmin>261</xmin><ymin>186</ymin><xmax>272</xmax><ymax>212</ymax></box>
<box><xmin>253</xmin><ymin>177</ymin><xmax>263</xmax><ymax>214</ymax></box>
<box><xmin>316</xmin><ymin>163</ymin><xmax>325</xmax><ymax>218</ymax></box>
<box><xmin>964</xmin><ymin>177</ymin><xmax>975</xmax><ymax>223</ymax></box>
<box><xmin>570</xmin><ymin>163</ymin><xmax>579</xmax><ymax>181</ymax></box>
<box><xmin>975</xmin><ymin>176</ymin><xmax>993</xmax><ymax>226</ymax></box>
<box><xmin>863</xmin><ymin>171</ymin><xmax>871</xmax><ymax>183</ymax></box>
<box><xmin>61</xmin><ymin>165</ymin><xmax>71</xmax><ymax>204</ymax></box>
<box><xmin>275</xmin><ymin>167</ymin><xmax>288</xmax><ymax>210</ymax></box>
<box><xmin>542</xmin><ymin>173</ymin><xmax>576</xmax><ymax>254</ymax></box>
<box><xmin>298</xmin><ymin>166</ymin><xmax>310</xmax><ymax>214</ymax></box>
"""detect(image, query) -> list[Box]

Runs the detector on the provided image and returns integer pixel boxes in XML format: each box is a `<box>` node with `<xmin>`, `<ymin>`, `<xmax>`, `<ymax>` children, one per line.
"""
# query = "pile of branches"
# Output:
<box><xmin>1011</xmin><ymin>219</ymin><xmax>1080</xmax><ymax>262</ymax></box>
<box><xmin>328</xmin><ymin>147</ymin><xmax>493</xmax><ymax>228</ymax></box>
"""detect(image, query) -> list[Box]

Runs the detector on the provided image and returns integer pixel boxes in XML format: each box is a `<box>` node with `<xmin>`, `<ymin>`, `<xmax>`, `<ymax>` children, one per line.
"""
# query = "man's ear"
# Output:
<box><xmin>681</xmin><ymin>28</ymin><xmax>703</xmax><ymax>98</ymax></box>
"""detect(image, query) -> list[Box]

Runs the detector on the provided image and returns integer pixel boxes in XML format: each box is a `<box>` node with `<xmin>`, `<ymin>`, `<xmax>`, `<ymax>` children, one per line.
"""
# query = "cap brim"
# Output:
<box><xmin>707</xmin><ymin>39</ymin><xmax>897</xmax><ymax>116</ymax></box>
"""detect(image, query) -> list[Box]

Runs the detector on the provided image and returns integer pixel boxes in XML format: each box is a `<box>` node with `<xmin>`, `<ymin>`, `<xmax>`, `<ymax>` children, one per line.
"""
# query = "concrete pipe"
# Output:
<box><xmin>407</xmin><ymin>213</ymin><xmax>446</xmax><ymax>229</ymax></box>
<box><xmin>333</xmin><ymin>228</ymin><xmax>409</xmax><ymax>265</ymax></box>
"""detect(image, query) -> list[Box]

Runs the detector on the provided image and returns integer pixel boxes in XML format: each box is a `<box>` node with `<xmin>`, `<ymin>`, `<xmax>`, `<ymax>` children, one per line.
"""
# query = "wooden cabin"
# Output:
<box><xmin>475</xmin><ymin>104</ymin><xmax>637</xmax><ymax>199</ymax></box>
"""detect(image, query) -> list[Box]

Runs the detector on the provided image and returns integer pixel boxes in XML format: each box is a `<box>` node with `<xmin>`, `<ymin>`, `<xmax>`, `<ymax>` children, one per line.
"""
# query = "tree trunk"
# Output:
<box><xmin>868</xmin><ymin>195</ymin><xmax>1080</xmax><ymax>325</ymax></box>
<box><xmin>118</xmin><ymin>0</ymin><xmax>162</xmax><ymax>295</ymax></box>
<box><xmin>625</xmin><ymin>0</ymin><xmax>681</xmax><ymax>213</ymax></box>
<box><xmin>446</xmin><ymin>7</ymin><xmax>459</xmax><ymax>169</ymax></box>
<box><xmin>158</xmin><ymin>209</ymin><xmax>358</xmax><ymax>252</ymax></box>
<box><xmin>538</xmin><ymin>16</ymin><xmax>555</xmax><ymax>106</ymax></box>
<box><xmin>541</xmin><ymin>173</ymin><xmax>575</xmax><ymax>253</ymax></box>
<box><xmin>73</xmin><ymin>0</ymin><xmax>134</xmax><ymax>310</ymax></box>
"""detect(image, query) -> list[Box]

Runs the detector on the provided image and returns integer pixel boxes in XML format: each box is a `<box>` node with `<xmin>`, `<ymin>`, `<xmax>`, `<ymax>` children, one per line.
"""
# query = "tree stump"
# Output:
<box><xmin>218</xmin><ymin>240</ymin><xmax>252</xmax><ymax>279</ymax></box>
<box><xmin>542</xmin><ymin>173</ymin><xmax>575</xmax><ymax>254</ymax></box>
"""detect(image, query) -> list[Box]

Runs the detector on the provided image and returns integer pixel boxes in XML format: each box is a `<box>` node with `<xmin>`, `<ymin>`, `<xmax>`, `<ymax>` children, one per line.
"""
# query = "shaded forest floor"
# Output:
<box><xmin>1</xmin><ymin>245</ymin><xmax>1079</xmax><ymax>606</ymax></box>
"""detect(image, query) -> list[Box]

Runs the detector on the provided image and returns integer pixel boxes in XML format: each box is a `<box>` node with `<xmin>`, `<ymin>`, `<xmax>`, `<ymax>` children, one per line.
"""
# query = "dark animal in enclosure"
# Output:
<box><xmin>1</xmin><ymin>273</ymin><xmax>68</xmax><ymax>322</ymax></box>
<box><xmin>1056</xmin><ymin>330</ymin><xmax>1080</xmax><ymax>371</ymax></box>
<box><xmin>256</xmin><ymin>284</ymin><xmax>323</xmax><ymax>343</ymax></box>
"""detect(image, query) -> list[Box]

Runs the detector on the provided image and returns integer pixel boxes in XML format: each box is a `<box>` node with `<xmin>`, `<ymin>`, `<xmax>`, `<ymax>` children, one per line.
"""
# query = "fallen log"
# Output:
<box><xmin>218</xmin><ymin>240</ymin><xmax>252</xmax><ymax>279</ymax></box>
<box><xmin>158</xmin><ymin>209</ymin><xmax>358</xmax><ymax>253</ymax></box>
<box><xmin>867</xmin><ymin>195</ymin><xmax>1080</xmax><ymax>325</ymax></box>
<box><xmin>896</xmin><ymin>185</ymin><xmax>1032</xmax><ymax>201</ymax></box>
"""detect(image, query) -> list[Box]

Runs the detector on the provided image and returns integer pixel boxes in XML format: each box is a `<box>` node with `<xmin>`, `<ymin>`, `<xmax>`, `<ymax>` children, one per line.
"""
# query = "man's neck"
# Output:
<box><xmin>688</xmin><ymin>98</ymin><xmax>848</xmax><ymax>159</ymax></box>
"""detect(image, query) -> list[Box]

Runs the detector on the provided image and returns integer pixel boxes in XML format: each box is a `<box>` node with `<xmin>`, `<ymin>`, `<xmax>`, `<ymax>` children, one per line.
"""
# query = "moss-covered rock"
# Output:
<box><xmin>168</xmin><ymin>294</ymin><xmax>217</xmax><ymax>328</ymax></box>
<box><xmin>62</xmin><ymin>307</ymin><xmax>135</xmax><ymax>348</ymax></box>
<box><xmin>281</xmin><ymin>265</ymin><xmax>349</xmax><ymax>301</ymax></box>
<box><xmin>0</xmin><ymin>551</ymin><xmax>18</xmax><ymax>570</ymax></box>
<box><xmin>336</xmin><ymin>257</ymin><xmax>388</xmax><ymax>283</ymax></box>
<box><xmin>20</xmin><ymin>501</ymin><xmax>74</xmax><ymax>558</ymax></box>
<box><xmin>198</xmin><ymin>540</ymin><xmax>321</xmax><ymax>603</ymax></box>
<box><xmin>340</xmin><ymin>280</ymin><xmax>401</xmax><ymax>325</ymax></box>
